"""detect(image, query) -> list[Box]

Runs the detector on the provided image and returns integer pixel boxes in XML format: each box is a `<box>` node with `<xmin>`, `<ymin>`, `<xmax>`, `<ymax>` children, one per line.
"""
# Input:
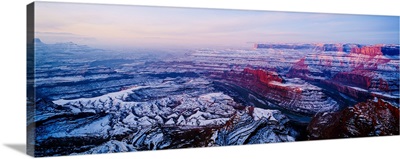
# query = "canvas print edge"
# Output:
<box><xmin>27</xmin><ymin>1</ymin><xmax>398</xmax><ymax>157</ymax></box>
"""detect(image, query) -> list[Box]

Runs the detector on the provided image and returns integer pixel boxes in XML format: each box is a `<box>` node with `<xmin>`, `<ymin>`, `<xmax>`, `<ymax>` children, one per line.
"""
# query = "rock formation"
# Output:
<box><xmin>307</xmin><ymin>99</ymin><xmax>399</xmax><ymax>139</ymax></box>
<box><xmin>215</xmin><ymin>68</ymin><xmax>339</xmax><ymax>115</ymax></box>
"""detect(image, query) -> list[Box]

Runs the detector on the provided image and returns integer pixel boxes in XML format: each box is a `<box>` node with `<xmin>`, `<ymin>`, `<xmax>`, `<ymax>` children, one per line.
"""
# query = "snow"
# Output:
<box><xmin>35</xmin><ymin>74</ymin><xmax>121</xmax><ymax>86</ymax></box>
<box><xmin>35</xmin><ymin>76</ymin><xmax>85</xmax><ymax>85</ymax></box>
<box><xmin>43</xmin><ymin>75</ymin><xmax>297</xmax><ymax>153</ymax></box>
<box><xmin>69</xmin><ymin>115</ymin><xmax>111</xmax><ymax>136</ymax></box>
<box><xmin>82</xmin><ymin>109</ymin><xmax>96</xmax><ymax>113</ymax></box>
<box><xmin>177</xmin><ymin>115</ymin><xmax>186</xmax><ymax>125</ymax></box>
<box><xmin>34</xmin><ymin>113</ymin><xmax>59</xmax><ymax>122</ymax></box>
<box><xmin>187</xmin><ymin>110</ymin><xmax>207</xmax><ymax>120</ymax></box>
<box><xmin>154</xmin><ymin>115</ymin><xmax>164</xmax><ymax>124</ymax></box>
<box><xmin>110</xmin><ymin>126</ymin><xmax>131</xmax><ymax>136</ymax></box>
<box><xmin>199</xmin><ymin>92</ymin><xmax>232</xmax><ymax>103</ymax></box>
<box><xmin>373</xmin><ymin>97</ymin><xmax>379</xmax><ymax>102</ymax></box>
<box><xmin>349</xmin><ymin>86</ymin><xmax>368</xmax><ymax>92</ymax></box>
<box><xmin>252</xmin><ymin>108</ymin><xmax>277</xmax><ymax>121</ymax></box>
<box><xmin>69</xmin><ymin>106</ymin><xmax>81</xmax><ymax>114</ymax></box>
<box><xmin>53</xmin><ymin>86</ymin><xmax>146</xmax><ymax>106</ymax></box>
<box><xmin>165</xmin><ymin>118</ymin><xmax>175</xmax><ymax>125</ymax></box>
<box><xmin>268</xmin><ymin>80</ymin><xmax>321</xmax><ymax>91</ymax></box>
<box><xmin>166</xmin><ymin>113</ymin><xmax>178</xmax><ymax>119</ymax></box>
<box><xmin>80</xmin><ymin>140</ymin><xmax>136</xmax><ymax>154</ymax></box>
<box><xmin>197</xmin><ymin>118</ymin><xmax>230</xmax><ymax>126</ymax></box>
<box><xmin>371</xmin><ymin>91</ymin><xmax>399</xmax><ymax>99</ymax></box>
<box><xmin>137</xmin><ymin>116</ymin><xmax>155</xmax><ymax>126</ymax></box>
<box><xmin>122</xmin><ymin>113</ymin><xmax>137</xmax><ymax>124</ymax></box>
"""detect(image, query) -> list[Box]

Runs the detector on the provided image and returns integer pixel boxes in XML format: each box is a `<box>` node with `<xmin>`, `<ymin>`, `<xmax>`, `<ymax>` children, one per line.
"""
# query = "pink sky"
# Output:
<box><xmin>35</xmin><ymin>2</ymin><xmax>400</xmax><ymax>49</ymax></box>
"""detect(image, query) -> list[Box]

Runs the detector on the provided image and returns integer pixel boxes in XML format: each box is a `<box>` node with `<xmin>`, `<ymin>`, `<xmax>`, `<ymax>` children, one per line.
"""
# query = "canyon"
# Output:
<box><xmin>28</xmin><ymin>40</ymin><xmax>399</xmax><ymax>156</ymax></box>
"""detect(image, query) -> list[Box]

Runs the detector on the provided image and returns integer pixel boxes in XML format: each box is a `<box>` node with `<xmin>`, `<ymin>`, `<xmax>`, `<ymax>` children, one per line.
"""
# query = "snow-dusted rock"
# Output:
<box><xmin>34</xmin><ymin>85</ymin><xmax>296</xmax><ymax>156</ymax></box>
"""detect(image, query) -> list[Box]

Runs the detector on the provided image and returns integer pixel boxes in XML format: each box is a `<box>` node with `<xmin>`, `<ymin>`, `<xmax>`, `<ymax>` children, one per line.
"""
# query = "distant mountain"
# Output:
<box><xmin>254</xmin><ymin>43</ymin><xmax>399</xmax><ymax>56</ymax></box>
<box><xmin>34</xmin><ymin>38</ymin><xmax>43</xmax><ymax>44</ymax></box>
<box><xmin>33</xmin><ymin>38</ymin><xmax>103</xmax><ymax>54</ymax></box>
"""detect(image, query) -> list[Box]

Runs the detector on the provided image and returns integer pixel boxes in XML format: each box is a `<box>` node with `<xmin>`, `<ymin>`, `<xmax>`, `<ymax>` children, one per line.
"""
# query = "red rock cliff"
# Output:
<box><xmin>243</xmin><ymin>68</ymin><xmax>283</xmax><ymax>84</ymax></box>
<box><xmin>350</xmin><ymin>46</ymin><xmax>383</xmax><ymax>56</ymax></box>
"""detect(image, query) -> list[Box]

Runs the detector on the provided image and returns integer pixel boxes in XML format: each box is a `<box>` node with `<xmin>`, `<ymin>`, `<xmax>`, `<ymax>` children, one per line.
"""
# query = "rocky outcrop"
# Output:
<box><xmin>307</xmin><ymin>99</ymin><xmax>399</xmax><ymax>139</ymax></box>
<box><xmin>215</xmin><ymin>68</ymin><xmax>339</xmax><ymax>115</ymax></box>
<box><xmin>215</xmin><ymin>107</ymin><xmax>296</xmax><ymax>145</ymax></box>
<box><xmin>350</xmin><ymin>46</ymin><xmax>382</xmax><ymax>56</ymax></box>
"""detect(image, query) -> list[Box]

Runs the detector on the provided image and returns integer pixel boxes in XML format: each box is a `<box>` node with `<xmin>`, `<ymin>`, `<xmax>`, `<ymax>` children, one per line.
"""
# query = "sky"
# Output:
<box><xmin>34</xmin><ymin>2</ymin><xmax>400</xmax><ymax>49</ymax></box>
